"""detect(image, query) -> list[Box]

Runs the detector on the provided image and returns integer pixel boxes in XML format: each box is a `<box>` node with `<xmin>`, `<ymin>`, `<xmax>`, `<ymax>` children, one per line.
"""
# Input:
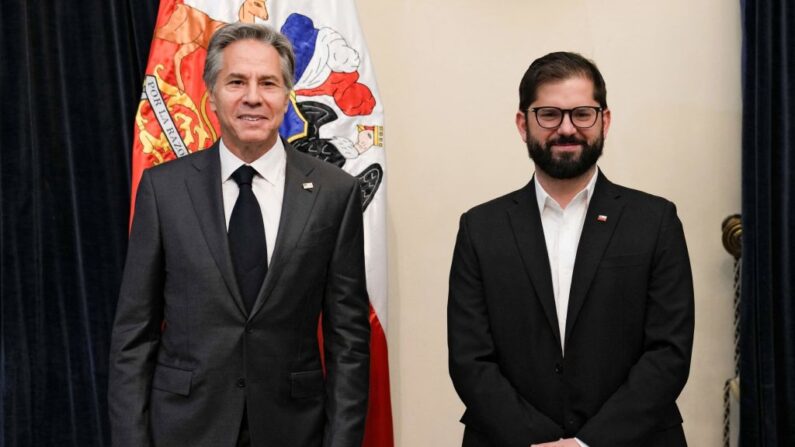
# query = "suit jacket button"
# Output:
<box><xmin>236</xmin><ymin>378</ymin><xmax>246</xmax><ymax>388</ymax></box>
<box><xmin>246</xmin><ymin>327</ymin><xmax>254</xmax><ymax>334</ymax></box>
<box><xmin>555</xmin><ymin>363</ymin><xmax>562</xmax><ymax>374</ymax></box>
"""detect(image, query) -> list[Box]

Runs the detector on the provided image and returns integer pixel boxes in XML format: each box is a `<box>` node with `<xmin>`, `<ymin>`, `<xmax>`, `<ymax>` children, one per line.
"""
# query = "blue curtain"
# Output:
<box><xmin>740</xmin><ymin>0</ymin><xmax>795</xmax><ymax>445</ymax></box>
<box><xmin>0</xmin><ymin>1</ymin><xmax>158</xmax><ymax>445</ymax></box>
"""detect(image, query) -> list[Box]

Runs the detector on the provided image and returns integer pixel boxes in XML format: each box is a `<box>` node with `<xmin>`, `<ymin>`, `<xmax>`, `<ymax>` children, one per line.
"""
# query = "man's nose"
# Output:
<box><xmin>243</xmin><ymin>83</ymin><xmax>261</xmax><ymax>104</ymax></box>
<box><xmin>556</xmin><ymin>111</ymin><xmax>578</xmax><ymax>135</ymax></box>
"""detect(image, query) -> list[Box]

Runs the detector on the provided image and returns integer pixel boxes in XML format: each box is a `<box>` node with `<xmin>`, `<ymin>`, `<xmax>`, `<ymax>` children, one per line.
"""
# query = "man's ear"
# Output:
<box><xmin>208</xmin><ymin>89</ymin><xmax>217</xmax><ymax>112</ymax></box>
<box><xmin>515</xmin><ymin>111</ymin><xmax>529</xmax><ymax>142</ymax></box>
<box><xmin>601</xmin><ymin>108</ymin><xmax>611</xmax><ymax>138</ymax></box>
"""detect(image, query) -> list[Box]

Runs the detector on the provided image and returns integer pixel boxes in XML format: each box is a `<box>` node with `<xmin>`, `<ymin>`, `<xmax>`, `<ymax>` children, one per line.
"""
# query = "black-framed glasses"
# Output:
<box><xmin>528</xmin><ymin>106</ymin><xmax>603</xmax><ymax>129</ymax></box>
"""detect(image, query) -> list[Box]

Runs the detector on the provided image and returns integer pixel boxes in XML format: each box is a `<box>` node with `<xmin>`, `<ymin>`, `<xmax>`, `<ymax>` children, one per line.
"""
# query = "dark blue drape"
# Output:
<box><xmin>0</xmin><ymin>1</ymin><xmax>158</xmax><ymax>445</ymax></box>
<box><xmin>740</xmin><ymin>0</ymin><xmax>795</xmax><ymax>445</ymax></box>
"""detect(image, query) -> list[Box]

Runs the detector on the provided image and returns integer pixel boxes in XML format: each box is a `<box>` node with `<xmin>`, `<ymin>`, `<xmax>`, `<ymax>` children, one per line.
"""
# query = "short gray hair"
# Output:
<box><xmin>203</xmin><ymin>22</ymin><xmax>296</xmax><ymax>92</ymax></box>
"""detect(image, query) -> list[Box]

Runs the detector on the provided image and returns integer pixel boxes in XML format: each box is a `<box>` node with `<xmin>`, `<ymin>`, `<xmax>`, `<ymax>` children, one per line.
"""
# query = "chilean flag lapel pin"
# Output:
<box><xmin>597</xmin><ymin>214</ymin><xmax>608</xmax><ymax>222</ymax></box>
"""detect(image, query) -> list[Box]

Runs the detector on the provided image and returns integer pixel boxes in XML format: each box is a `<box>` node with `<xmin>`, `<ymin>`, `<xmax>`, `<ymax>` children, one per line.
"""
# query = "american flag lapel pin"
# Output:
<box><xmin>597</xmin><ymin>214</ymin><xmax>608</xmax><ymax>222</ymax></box>
<box><xmin>302</xmin><ymin>182</ymin><xmax>314</xmax><ymax>191</ymax></box>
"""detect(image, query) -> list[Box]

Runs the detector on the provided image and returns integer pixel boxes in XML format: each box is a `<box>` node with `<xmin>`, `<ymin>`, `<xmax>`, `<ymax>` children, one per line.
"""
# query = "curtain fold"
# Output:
<box><xmin>0</xmin><ymin>1</ymin><xmax>158</xmax><ymax>445</ymax></box>
<box><xmin>740</xmin><ymin>0</ymin><xmax>795</xmax><ymax>445</ymax></box>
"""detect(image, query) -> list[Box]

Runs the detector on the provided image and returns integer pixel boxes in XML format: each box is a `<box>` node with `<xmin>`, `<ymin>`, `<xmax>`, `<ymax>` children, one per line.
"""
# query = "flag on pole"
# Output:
<box><xmin>130</xmin><ymin>1</ymin><xmax>392</xmax><ymax>445</ymax></box>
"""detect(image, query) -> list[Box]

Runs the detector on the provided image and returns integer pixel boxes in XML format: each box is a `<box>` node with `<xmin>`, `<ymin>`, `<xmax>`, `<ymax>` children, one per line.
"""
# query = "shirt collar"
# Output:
<box><xmin>219</xmin><ymin>138</ymin><xmax>286</xmax><ymax>185</ymax></box>
<box><xmin>534</xmin><ymin>167</ymin><xmax>599</xmax><ymax>214</ymax></box>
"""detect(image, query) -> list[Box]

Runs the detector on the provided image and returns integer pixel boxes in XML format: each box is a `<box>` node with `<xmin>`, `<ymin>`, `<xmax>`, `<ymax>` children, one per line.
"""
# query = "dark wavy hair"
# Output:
<box><xmin>518</xmin><ymin>51</ymin><xmax>607</xmax><ymax>111</ymax></box>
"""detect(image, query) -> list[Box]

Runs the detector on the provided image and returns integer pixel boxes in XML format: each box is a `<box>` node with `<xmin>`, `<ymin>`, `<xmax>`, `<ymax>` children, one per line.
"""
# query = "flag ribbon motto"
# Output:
<box><xmin>131</xmin><ymin>1</ymin><xmax>392</xmax><ymax>445</ymax></box>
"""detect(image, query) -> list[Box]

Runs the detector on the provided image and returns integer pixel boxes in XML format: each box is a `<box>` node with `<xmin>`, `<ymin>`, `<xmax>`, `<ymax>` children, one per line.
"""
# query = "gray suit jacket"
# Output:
<box><xmin>109</xmin><ymin>142</ymin><xmax>370</xmax><ymax>447</ymax></box>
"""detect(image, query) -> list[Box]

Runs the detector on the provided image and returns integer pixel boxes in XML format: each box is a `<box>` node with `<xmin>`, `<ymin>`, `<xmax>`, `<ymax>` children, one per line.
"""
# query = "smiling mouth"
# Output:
<box><xmin>549</xmin><ymin>137</ymin><xmax>586</xmax><ymax>149</ymax></box>
<box><xmin>239</xmin><ymin>115</ymin><xmax>267</xmax><ymax>122</ymax></box>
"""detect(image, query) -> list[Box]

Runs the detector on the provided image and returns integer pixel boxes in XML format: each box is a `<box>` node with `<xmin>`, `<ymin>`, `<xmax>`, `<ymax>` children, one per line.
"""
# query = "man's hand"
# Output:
<box><xmin>531</xmin><ymin>438</ymin><xmax>582</xmax><ymax>447</ymax></box>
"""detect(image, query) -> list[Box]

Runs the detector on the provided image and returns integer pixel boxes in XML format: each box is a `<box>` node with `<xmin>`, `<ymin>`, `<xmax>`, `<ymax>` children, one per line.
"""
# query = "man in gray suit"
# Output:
<box><xmin>109</xmin><ymin>23</ymin><xmax>370</xmax><ymax>447</ymax></box>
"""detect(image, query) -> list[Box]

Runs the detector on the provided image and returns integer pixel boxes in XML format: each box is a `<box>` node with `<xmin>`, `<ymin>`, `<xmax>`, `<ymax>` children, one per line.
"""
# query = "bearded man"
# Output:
<box><xmin>447</xmin><ymin>52</ymin><xmax>694</xmax><ymax>447</ymax></box>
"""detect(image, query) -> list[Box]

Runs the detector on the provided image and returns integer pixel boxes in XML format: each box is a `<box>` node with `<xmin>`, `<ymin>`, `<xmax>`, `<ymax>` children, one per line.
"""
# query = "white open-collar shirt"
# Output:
<box><xmin>534</xmin><ymin>168</ymin><xmax>599</xmax><ymax>352</ymax></box>
<box><xmin>219</xmin><ymin>138</ymin><xmax>286</xmax><ymax>266</ymax></box>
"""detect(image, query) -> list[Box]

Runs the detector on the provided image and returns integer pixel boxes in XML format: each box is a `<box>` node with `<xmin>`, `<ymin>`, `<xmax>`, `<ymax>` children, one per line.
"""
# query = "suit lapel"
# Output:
<box><xmin>185</xmin><ymin>144</ymin><xmax>247</xmax><ymax>315</ymax></box>
<box><xmin>249</xmin><ymin>146</ymin><xmax>320</xmax><ymax>318</ymax></box>
<box><xmin>564</xmin><ymin>172</ymin><xmax>625</xmax><ymax>345</ymax></box>
<box><xmin>508</xmin><ymin>180</ymin><xmax>562</xmax><ymax>348</ymax></box>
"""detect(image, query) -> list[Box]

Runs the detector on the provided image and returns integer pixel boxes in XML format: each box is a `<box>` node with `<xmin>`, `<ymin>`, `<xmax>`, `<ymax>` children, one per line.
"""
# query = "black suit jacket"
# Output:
<box><xmin>109</xmin><ymin>143</ymin><xmax>370</xmax><ymax>447</ymax></box>
<box><xmin>448</xmin><ymin>173</ymin><xmax>694</xmax><ymax>447</ymax></box>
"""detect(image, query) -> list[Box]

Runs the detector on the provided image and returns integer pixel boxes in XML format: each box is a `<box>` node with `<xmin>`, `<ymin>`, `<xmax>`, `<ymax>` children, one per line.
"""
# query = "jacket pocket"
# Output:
<box><xmin>290</xmin><ymin>369</ymin><xmax>324</xmax><ymax>398</ymax></box>
<box><xmin>152</xmin><ymin>364</ymin><xmax>192</xmax><ymax>396</ymax></box>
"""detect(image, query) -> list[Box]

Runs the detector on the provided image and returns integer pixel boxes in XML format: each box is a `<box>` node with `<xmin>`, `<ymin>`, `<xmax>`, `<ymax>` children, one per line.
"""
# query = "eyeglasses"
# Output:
<box><xmin>527</xmin><ymin>106</ymin><xmax>603</xmax><ymax>129</ymax></box>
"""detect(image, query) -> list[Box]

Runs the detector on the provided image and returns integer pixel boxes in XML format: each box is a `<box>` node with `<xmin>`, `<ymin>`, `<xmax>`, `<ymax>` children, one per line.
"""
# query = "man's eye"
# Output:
<box><xmin>538</xmin><ymin>110</ymin><xmax>560</xmax><ymax>119</ymax></box>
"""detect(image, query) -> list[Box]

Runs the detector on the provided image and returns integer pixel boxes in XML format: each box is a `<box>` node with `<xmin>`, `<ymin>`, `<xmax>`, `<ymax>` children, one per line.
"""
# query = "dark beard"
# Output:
<box><xmin>526</xmin><ymin>133</ymin><xmax>604</xmax><ymax>179</ymax></box>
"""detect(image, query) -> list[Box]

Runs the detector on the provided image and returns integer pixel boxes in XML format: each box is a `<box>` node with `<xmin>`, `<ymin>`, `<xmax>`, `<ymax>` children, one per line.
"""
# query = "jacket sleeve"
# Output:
<box><xmin>576</xmin><ymin>201</ymin><xmax>694</xmax><ymax>446</ymax></box>
<box><xmin>448</xmin><ymin>213</ymin><xmax>565</xmax><ymax>446</ymax></box>
<box><xmin>322</xmin><ymin>179</ymin><xmax>371</xmax><ymax>447</ymax></box>
<box><xmin>108</xmin><ymin>170</ymin><xmax>164</xmax><ymax>447</ymax></box>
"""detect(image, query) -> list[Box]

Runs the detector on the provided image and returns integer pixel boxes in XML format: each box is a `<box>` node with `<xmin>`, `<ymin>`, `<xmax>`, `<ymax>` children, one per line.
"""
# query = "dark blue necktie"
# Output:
<box><xmin>228</xmin><ymin>165</ymin><xmax>268</xmax><ymax>313</ymax></box>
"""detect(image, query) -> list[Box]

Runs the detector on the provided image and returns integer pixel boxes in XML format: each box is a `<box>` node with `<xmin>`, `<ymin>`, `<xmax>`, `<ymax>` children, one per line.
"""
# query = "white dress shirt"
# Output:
<box><xmin>535</xmin><ymin>169</ymin><xmax>598</xmax><ymax>447</ymax></box>
<box><xmin>219</xmin><ymin>139</ymin><xmax>286</xmax><ymax>266</ymax></box>
<box><xmin>534</xmin><ymin>169</ymin><xmax>598</xmax><ymax>352</ymax></box>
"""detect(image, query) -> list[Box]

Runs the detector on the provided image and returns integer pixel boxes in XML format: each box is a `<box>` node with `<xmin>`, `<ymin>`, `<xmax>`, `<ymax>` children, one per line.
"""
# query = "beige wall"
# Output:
<box><xmin>357</xmin><ymin>1</ymin><xmax>741</xmax><ymax>445</ymax></box>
